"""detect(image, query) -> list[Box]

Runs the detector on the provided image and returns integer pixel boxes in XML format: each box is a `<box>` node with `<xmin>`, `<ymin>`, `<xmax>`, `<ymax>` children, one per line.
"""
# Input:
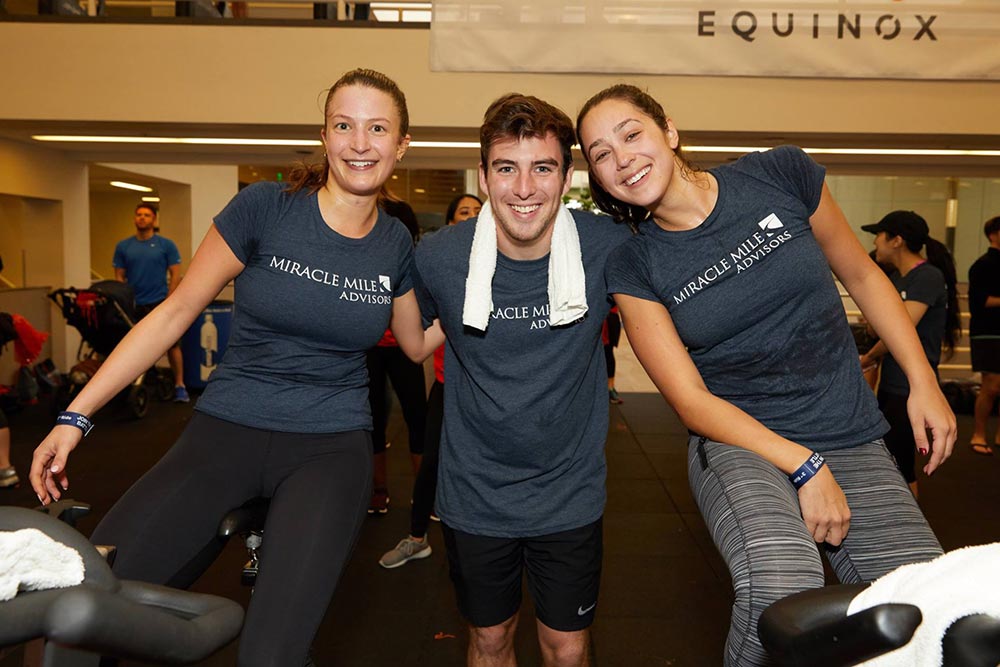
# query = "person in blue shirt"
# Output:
<box><xmin>113</xmin><ymin>203</ymin><xmax>188</xmax><ymax>401</ymax></box>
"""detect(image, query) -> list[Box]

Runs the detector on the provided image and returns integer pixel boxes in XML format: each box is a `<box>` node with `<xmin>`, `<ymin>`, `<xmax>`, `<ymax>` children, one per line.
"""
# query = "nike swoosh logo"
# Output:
<box><xmin>577</xmin><ymin>602</ymin><xmax>597</xmax><ymax>616</ymax></box>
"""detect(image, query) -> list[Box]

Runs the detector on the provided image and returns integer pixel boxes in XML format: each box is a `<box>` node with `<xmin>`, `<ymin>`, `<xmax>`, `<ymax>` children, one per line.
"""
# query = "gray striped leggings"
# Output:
<box><xmin>687</xmin><ymin>436</ymin><xmax>942</xmax><ymax>667</ymax></box>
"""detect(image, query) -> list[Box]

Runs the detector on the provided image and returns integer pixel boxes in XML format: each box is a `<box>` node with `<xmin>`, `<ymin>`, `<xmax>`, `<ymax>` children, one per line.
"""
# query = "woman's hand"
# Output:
<box><xmin>30</xmin><ymin>425</ymin><xmax>83</xmax><ymax>504</ymax></box>
<box><xmin>797</xmin><ymin>466</ymin><xmax>851</xmax><ymax>545</ymax></box>
<box><xmin>907</xmin><ymin>380</ymin><xmax>957</xmax><ymax>476</ymax></box>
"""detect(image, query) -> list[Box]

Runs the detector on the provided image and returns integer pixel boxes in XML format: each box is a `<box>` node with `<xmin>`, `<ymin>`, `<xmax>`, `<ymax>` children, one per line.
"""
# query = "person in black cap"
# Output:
<box><xmin>860</xmin><ymin>210</ymin><xmax>960</xmax><ymax>496</ymax></box>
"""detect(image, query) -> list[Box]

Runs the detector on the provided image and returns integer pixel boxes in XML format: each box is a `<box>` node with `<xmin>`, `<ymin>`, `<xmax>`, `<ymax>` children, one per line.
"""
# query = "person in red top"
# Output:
<box><xmin>379</xmin><ymin>193</ymin><xmax>483</xmax><ymax>567</ymax></box>
<box><xmin>603</xmin><ymin>306</ymin><xmax>624</xmax><ymax>404</ymax></box>
<box><xmin>367</xmin><ymin>195</ymin><xmax>428</xmax><ymax>514</ymax></box>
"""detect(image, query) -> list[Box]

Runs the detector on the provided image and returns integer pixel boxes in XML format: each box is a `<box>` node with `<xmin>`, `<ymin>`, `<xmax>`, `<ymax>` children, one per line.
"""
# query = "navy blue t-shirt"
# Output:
<box><xmin>196</xmin><ymin>181</ymin><xmax>414</xmax><ymax>433</ymax></box>
<box><xmin>880</xmin><ymin>263</ymin><xmax>947</xmax><ymax>396</ymax></box>
<box><xmin>606</xmin><ymin>146</ymin><xmax>887</xmax><ymax>452</ymax></box>
<box><xmin>415</xmin><ymin>210</ymin><xmax>633</xmax><ymax>537</ymax></box>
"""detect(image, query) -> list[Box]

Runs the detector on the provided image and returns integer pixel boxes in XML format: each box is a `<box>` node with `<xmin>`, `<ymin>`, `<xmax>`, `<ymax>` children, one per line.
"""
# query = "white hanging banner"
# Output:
<box><xmin>430</xmin><ymin>1</ymin><xmax>1000</xmax><ymax>80</ymax></box>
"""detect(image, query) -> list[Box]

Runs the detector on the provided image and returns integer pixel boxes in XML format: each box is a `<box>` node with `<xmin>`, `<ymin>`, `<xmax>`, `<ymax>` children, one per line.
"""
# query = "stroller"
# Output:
<box><xmin>48</xmin><ymin>281</ymin><xmax>174</xmax><ymax>418</ymax></box>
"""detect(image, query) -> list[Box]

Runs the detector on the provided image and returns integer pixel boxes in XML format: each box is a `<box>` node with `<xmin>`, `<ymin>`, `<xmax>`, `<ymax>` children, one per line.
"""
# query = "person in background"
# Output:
<box><xmin>604</xmin><ymin>307</ymin><xmax>623</xmax><ymax>404</ymax></box>
<box><xmin>367</xmin><ymin>194</ymin><xmax>427</xmax><ymax>514</ymax></box>
<box><xmin>577</xmin><ymin>83</ymin><xmax>954</xmax><ymax>667</ymax></box>
<box><xmin>379</xmin><ymin>192</ymin><xmax>482</xmax><ymax>568</ymax></box>
<box><xmin>0</xmin><ymin>254</ymin><xmax>13</xmax><ymax>489</ymax></box>
<box><xmin>968</xmin><ymin>215</ymin><xmax>1000</xmax><ymax>455</ymax></box>
<box><xmin>0</xmin><ymin>409</ymin><xmax>15</xmax><ymax>488</ymax></box>
<box><xmin>113</xmin><ymin>203</ymin><xmax>188</xmax><ymax>402</ymax></box>
<box><xmin>860</xmin><ymin>211</ymin><xmax>960</xmax><ymax>496</ymax></box>
<box><xmin>0</xmin><ymin>309</ymin><xmax>49</xmax><ymax>489</ymax></box>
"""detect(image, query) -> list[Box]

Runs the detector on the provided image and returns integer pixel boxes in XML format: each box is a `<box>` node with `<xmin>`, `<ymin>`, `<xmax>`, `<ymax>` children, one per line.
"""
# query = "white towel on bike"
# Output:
<box><xmin>463</xmin><ymin>200</ymin><xmax>587</xmax><ymax>331</ymax></box>
<box><xmin>0</xmin><ymin>528</ymin><xmax>84</xmax><ymax>601</ymax></box>
<box><xmin>847</xmin><ymin>542</ymin><xmax>1000</xmax><ymax>666</ymax></box>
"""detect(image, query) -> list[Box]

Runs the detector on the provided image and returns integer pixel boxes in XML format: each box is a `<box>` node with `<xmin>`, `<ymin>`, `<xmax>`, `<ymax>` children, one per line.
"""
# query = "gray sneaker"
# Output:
<box><xmin>0</xmin><ymin>466</ymin><xmax>19</xmax><ymax>488</ymax></box>
<box><xmin>379</xmin><ymin>536</ymin><xmax>432</xmax><ymax>569</ymax></box>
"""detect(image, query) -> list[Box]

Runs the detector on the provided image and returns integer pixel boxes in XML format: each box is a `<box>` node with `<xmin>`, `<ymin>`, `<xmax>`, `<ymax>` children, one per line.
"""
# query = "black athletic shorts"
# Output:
<box><xmin>135</xmin><ymin>299</ymin><xmax>164</xmax><ymax>320</ymax></box>
<box><xmin>441</xmin><ymin>517</ymin><xmax>602</xmax><ymax>632</ymax></box>
<box><xmin>971</xmin><ymin>338</ymin><xmax>1000</xmax><ymax>374</ymax></box>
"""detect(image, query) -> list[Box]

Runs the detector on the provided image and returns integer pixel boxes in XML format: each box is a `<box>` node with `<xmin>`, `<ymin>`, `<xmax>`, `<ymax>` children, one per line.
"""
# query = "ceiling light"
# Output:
<box><xmin>110</xmin><ymin>180</ymin><xmax>153</xmax><ymax>192</ymax></box>
<box><xmin>683</xmin><ymin>145</ymin><xmax>1000</xmax><ymax>157</ymax></box>
<box><xmin>33</xmin><ymin>135</ymin><xmax>321</xmax><ymax>147</ymax></box>
<box><xmin>141</xmin><ymin>196</ymin><xmax>161</xmax><ymax>202</ymax></box>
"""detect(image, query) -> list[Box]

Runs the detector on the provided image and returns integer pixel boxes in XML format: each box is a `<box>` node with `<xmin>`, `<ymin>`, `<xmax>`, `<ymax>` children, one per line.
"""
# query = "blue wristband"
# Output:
<box><xmin>56</xmin><ymin>411</ymin><xmax>95</xmax><ymax>437</ymax></box>
<box><xmin>789</xmin><ymin>452</ymin><xmax>825</xmax><ymax>489</ymax></box>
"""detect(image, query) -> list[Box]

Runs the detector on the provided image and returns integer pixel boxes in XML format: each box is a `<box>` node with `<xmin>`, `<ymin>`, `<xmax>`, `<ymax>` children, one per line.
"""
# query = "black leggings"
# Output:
<box><xmin>604</xmin><ymin>310</ymin><xmax>622</xmax><ymax>379</ymax></box>
<box><xmin>91</xmin><ymin>412</ymin><xmax>372</xmax><ymax>667</ymax></box>
<box><xmin>410</xmin><ymin>380</ymin><xmax>443</xmax><ymax>538</ymax></box>
<box><xmin>366</xmin><ymin>345</ymin><xmax>426</xmax><ymax>455</ymax></box>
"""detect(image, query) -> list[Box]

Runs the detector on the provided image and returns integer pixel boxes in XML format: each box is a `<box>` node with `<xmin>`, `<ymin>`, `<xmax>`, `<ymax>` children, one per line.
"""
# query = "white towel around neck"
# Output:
<box><xmin>462</xmin><ymin>200</ymin><xmax>587</xmax><ymax>331</ymax></box>
<box><xmin>846</xmin><ymin>542</ymin><xmax>1000</xmax><ymax>666</ymax></box>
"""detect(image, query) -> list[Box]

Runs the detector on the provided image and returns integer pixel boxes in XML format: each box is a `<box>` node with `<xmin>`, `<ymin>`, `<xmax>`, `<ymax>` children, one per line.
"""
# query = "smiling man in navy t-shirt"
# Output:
<box><xmin>415</xmin><ymin>94</ymin><xmax>632</xmax><ymax>667</ymax></box>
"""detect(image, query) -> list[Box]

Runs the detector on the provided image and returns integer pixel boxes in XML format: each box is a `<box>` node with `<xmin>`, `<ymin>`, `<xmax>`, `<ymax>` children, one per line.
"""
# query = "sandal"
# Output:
<box><xmin>971</xmin><ymin>443</ymin><xmax>994</xmax><ymax>456</ymax></box>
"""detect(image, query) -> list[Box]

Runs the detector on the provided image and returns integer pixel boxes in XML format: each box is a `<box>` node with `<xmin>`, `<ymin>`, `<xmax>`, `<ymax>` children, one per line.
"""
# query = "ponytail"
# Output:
<box><xmin>286</xmin><ymin>157</ymin><xmax>328</xmax><ymax>195</ymax></box>
<box><xmin>924</xmin><ymin>237</ymin><xmax>961</xmax><ymax>357</ymax></box>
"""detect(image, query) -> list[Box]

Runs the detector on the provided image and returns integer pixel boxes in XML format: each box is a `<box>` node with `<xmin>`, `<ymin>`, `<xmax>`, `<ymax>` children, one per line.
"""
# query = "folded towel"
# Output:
<box><xmin>462</xmin><ymin>201</ymin><xmax>587</xmax><ymax>331</ymax></box>
<box><xmin>847</xmin><ymin>542</ymin><xmax>1000</xmax><ymax>666</ymax></box>
<box><xmin>0</xmin><ymin>528</ymin><xmax>85</xmax><ymax>601</ymax></box>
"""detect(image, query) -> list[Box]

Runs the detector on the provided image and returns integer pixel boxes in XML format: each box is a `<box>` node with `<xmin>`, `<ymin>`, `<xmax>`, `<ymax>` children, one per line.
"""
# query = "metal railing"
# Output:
<box><xmin>11</xmin><ymin>0</ymin><xmax>431</xmax><ymax>21</ymax></box>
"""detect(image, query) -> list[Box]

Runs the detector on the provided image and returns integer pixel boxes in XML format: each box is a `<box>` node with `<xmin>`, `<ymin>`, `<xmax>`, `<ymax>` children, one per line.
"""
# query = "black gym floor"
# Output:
<box><xmin>1</xmin><ymin>392</ymin><xmax>998</xmax><ymax>666</ymax></box>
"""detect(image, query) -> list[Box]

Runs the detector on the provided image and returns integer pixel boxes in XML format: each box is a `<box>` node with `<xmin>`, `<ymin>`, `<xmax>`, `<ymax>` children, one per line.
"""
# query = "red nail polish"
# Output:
<box><xmin>919</xmin><ymin>448</ymin><xmax>928</xmax><ymax>455</ymax></box>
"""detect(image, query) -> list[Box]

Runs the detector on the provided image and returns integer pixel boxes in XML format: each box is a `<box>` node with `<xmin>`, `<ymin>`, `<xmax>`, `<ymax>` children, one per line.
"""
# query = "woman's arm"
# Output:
<box><xmin>30</xmin><ymin>226</ymin><xmax>245</xmax><ymax>503</ymax></box>
<box><xmin>808</xmin><ymin>184</ymin><xmax>956</xmax><ymax>474</ymax></box>
<box><xmin>390</xmin><ymin>290</ymin><xmax>445</xmax><ymax>363</ymax></box>
<box><xmin>616</xmin><ymin>294</ymin><xmax>851</xmax><ymax>546</ymax></box>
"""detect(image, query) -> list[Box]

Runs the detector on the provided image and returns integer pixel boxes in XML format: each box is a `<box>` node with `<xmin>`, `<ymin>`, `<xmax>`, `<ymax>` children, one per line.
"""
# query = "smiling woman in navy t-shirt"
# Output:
<box><xmin>577</xmin><ymin>84</ymin><xmax>956</xmax><ymax>667</ymax></box>
<box><xmin>31</xmin><ymin>69</ymin><xmax>442</xmax><ymax>667</ymax></box>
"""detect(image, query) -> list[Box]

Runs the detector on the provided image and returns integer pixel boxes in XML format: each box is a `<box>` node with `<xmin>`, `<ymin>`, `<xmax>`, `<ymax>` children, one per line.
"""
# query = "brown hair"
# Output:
<box><xmin>134</xmin><ymin>203</ymin><xmax>158</xmax><ymax>217</ymax></box>
<box><xmin>480</xmin><ymin>93</ymin><xmax>575</xmax><ymax>177</ymax></box>
<box><xmin>288</xmin><ymin>69</ymin><xmax>409</xmax><ymax>194</ymax></box>
<box><xmin>575</xmin><ymin>84</ymin><xmax>698</xmax><ymax>226</ymax></box>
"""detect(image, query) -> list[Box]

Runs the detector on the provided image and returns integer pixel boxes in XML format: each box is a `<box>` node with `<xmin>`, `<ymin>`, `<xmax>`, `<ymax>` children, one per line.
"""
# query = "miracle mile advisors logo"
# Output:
<box><xmin>672</xmin><ymin>213</ymin><xmax>793</xmax><ymax>305</ymax></box>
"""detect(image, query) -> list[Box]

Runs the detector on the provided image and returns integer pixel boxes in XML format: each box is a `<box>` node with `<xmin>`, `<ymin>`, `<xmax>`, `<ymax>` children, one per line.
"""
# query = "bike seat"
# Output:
<box><xmin>0</xmin><ymin>505</ymin><xmax>244</xmax><ymax>664</ymax></box>
<box><xmin>217</xmin><ymin>497</ymin><xmax>270</xmax><ymax>540</ymax></box>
